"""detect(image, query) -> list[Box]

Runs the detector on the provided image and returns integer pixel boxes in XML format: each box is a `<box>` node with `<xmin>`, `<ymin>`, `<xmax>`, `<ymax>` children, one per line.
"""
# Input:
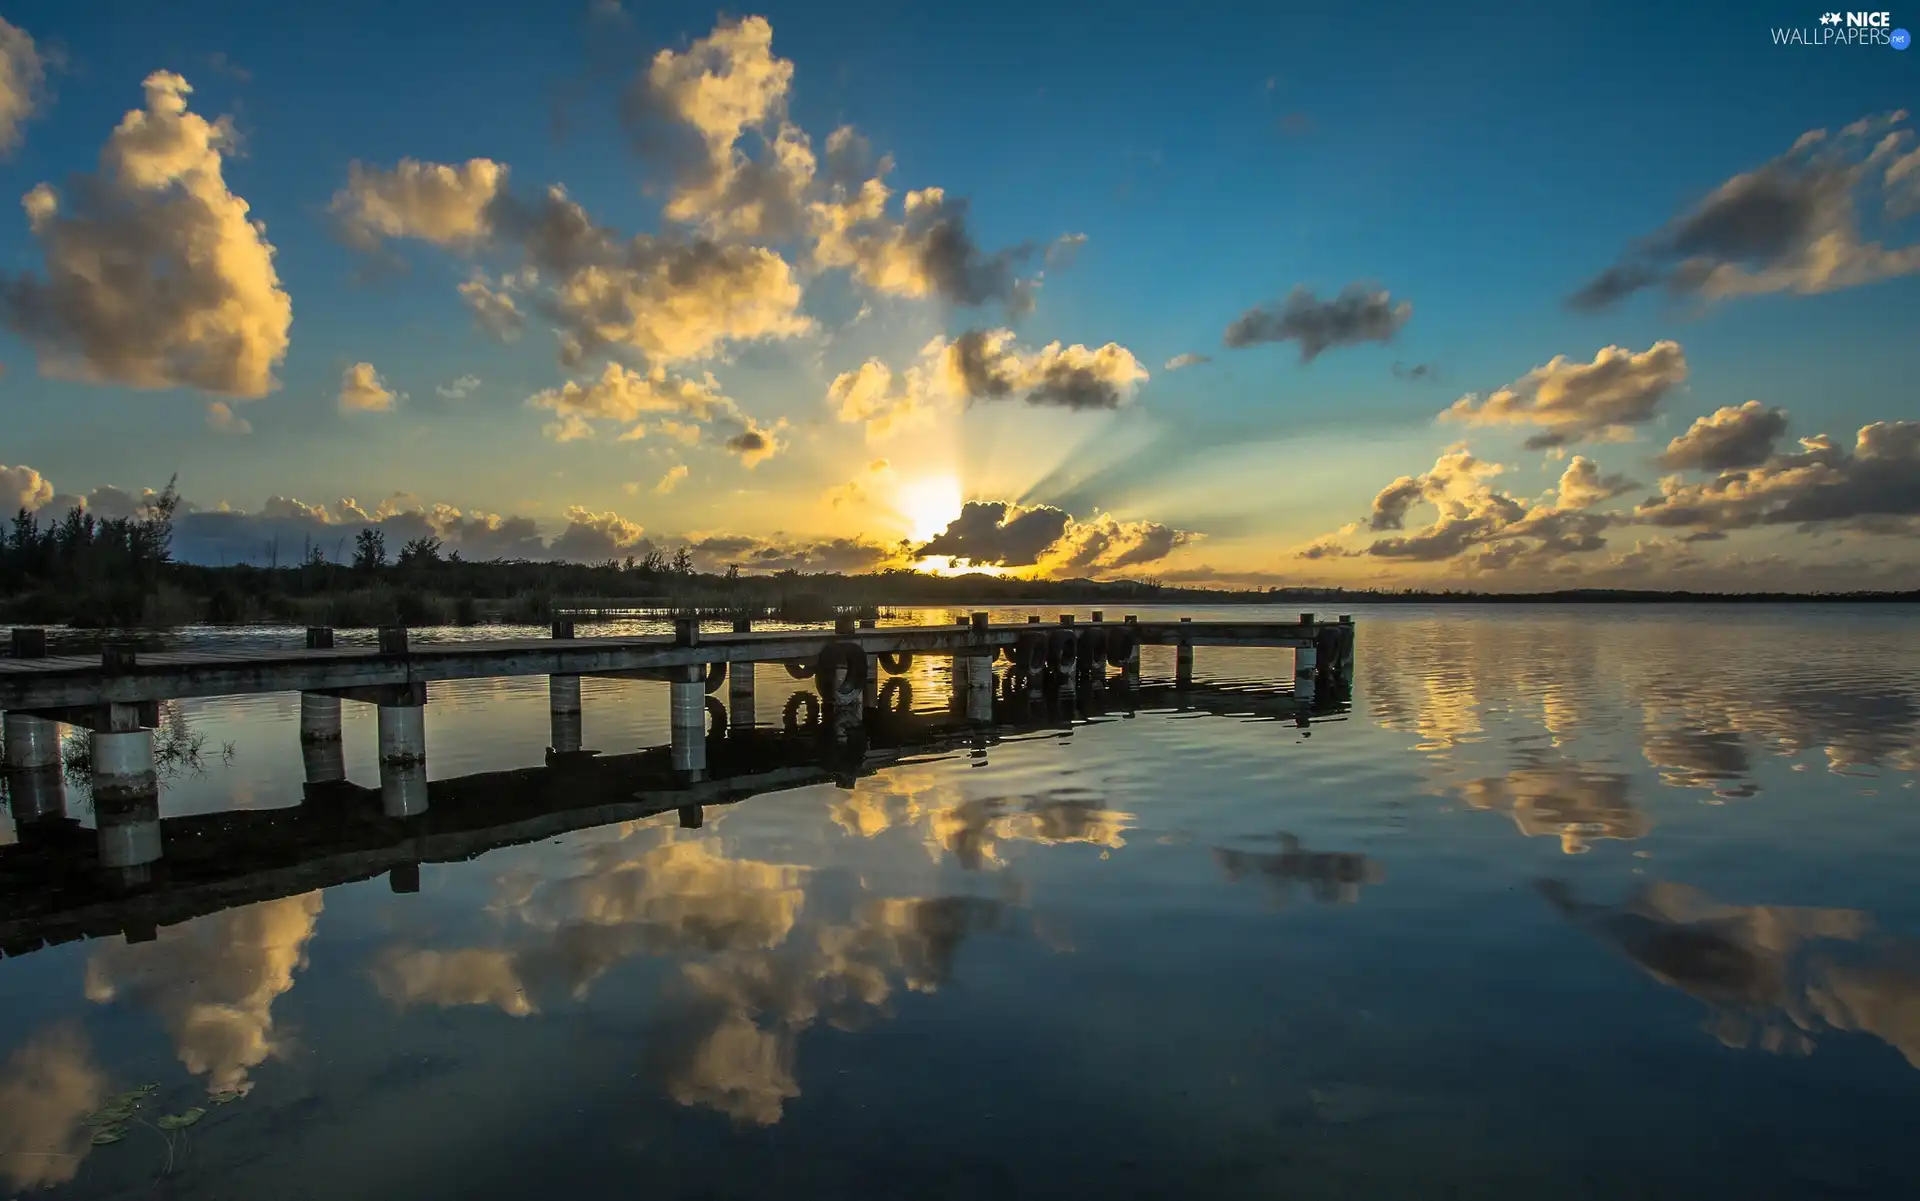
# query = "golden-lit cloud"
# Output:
<box><xmin>0</xmin><ymin>17</ymin><xmax>46</xmax><ymax>155</ymax></box>
<box><xmin>84</xmin><ymin>892</ymin><xmax>324</xmax><ymax>1095</ymax></box>
<box><xmin>655</xmin><ymin>464</ymin><xmax>690</xmax><ymax>494</ymax></box>
<box><xmin>331</xmin><ymin>157</ymin><xmax>507</xmax><ymax>249</ymax></box>
<box><xmin>1459</xmin><ymin>758</ymin><xmax>1648</xmax><ymax>854</ymax></box>
<box><xmin>337</xmin><ymin>361</ymin><xmax>399</xmax><ymax>413</ymax></box>
<box><xmin>2</xmin><ymin>72</ymin><xmax>293</xmax><ymax>399</ymax></box>
<box><xmin>530</xmin><ymin>361</ymin><xmax>788</xmax><ymax>466</ymax></box>
<box><xmin>1637</xmin><ymin>419</ymin><xmax>1920</xmax><ymax>535</ymax></box>
<box><xmin>1441</xmin><ymin>341</ymin><xmax>1688</xmax><ymax>450</ymax></box>
<box><xmin>0</xmin><ymin>1025</ymin><xmax>106</xmax><ymax>1191</ymax></box>
<box><xmin>1658</xmin><ymin>401</ymin><xmax>1790</xmax><ymax>471</ymax></box>
<box><xmin>205</xmin><ymin>399</ymin><xmax>253</xmax><ymax>434</ymax></box>
<box><xmin>0</xmin><ymin>462</ymin><xmax>54</xmax><ymax>510</ymax></box>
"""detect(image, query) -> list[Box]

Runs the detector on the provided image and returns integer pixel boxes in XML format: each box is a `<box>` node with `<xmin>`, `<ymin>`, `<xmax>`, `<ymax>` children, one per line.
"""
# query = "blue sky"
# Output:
<box><xmin>0</xmin><ymin>0</ymin><xmax>1915</xmax><ymax>584</ymax></box>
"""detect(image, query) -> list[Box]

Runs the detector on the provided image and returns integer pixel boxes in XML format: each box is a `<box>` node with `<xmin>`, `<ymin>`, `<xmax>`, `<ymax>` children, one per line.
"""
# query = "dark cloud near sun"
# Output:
<box><xmin>1222</xmin><ymin>284</ymin><xmax>1411</xmax><ymax>361</ymax></box>
<box><xmin>917</xmin><ymin>501</ymin><xmax>1072</xmax><ymax>567</ymax></box>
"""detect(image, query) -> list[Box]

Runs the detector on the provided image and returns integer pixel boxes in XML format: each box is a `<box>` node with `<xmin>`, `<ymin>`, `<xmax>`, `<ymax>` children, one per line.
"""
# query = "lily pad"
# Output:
<box><xmin>91</xmin><ymin>1127</ymin><xmax>127</xmax><ymax>1145</ymax></box>
<box><xmin>210</xmin><ymin>1089</ymin><xmax>244</xmax><ymax>1105</ymax></box>
<box><xmin>156</xmin><ymin>1108</ymin><xmax>205</xmax><ymax>1130</ymax></box>
<box><xmin>83</xmin><ymin>1105</ymin><xmax>136</xmax><ymax>1127</ymax></box>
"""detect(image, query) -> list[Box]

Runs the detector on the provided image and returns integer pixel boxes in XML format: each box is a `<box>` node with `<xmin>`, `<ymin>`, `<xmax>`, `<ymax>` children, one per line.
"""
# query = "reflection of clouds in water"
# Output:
<box><xmin>1543</xmin><ymin>880</ymin><xmax>1920</xmax><ymax>1067</ymax></box>
<box><xmin>650</xmin><ymin>896</ymin><xmax>1006</xmax><ymax>1126</ymax></box>
<box><xmin>0</xmin><ymin>1024</ymin><xmax>106</xmax><ymax>1190</ymax></box>
<box><xmin>84</xmin><ymin>892</ymin><xmax>323</xmax><ymax>1095</ymax></box>
<box><xmin>1459</xmin><ymin>757</ymin><xmax>1648</xmax><ymax>853</ymax></box>
<box><xmin>1213</xmin><ymin>835</ymin><xmax>1384</xmax><ymax>904</ymax></box>
<box><xmin>374</xmin><ymin>829</ymin><xmax>806</xmax><ymax>1012</ymax></box>
<box><xmin>369</xmin><ymin>813</ymin><xmax>1016</xmax><ymax>1126</ymax></box>
<box><xmin>832</xmin><ymin>769</ymin><xmax>1132</xmax><ymax>869</ymax></box>
<box><xmin>1641</xmin><ymin>728</ymin><xmax>1757</xmax><ymax>798</ymax></box>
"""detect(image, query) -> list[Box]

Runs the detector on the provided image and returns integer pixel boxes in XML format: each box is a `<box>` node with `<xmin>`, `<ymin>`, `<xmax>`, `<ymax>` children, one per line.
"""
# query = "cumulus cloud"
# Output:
<box><xmin>436</xmin><ymin>374</ymin><xmax>481</xmax><ymax>399</ymax></box>
<box><xmin>548</xmin><ymin>505</ymin><xmax>648</xmax><ymax>561</ymax></box>
<box><xmin>655</xmin><ymin>464</ymin><xmax>690</xmax><ymax>494</ymax></box>
<box><xmin>1297</xmin><ymin>444</ymin><xmax>1625</xmax><ymax>569</ymax></box>
<box><xmin>688</xmin><ymin>532</ymin><xmax>900</xmax><ymax>573</ymax></box>
<box><xmin>625</xmin><ymin>16</ymin><xmax>811</xmax><ymax>242</ymax></box>
<box><xmin>916</xmin><ymin>500</ymin><xmax>1071</xmax><ymax>567</ymax></box>
<box><xmin>1442</xmin><ymin>341</ymin><xmax>1688</xmax><ymax>450</ymax></box>
<box><xmin>914</xmin><ymin>500</ymin><xmax>1193</xmax><ymax>575</ymax></box>
<box><xmin>1657</xmin><ymin>401</ymin><xmax>1789</xmax><ymax>471</ymax></box>
<box><xmin>459</xmin><ymin>273</ymin><xmax>525</xmax><ymax>340</ymax></box>
<box><xmin>808</xmin><ymin>132</ymin><xmax>1044</xmax><ymax>314</ymax></box>
<box><xmin>1637</xmin><ymin>419</ymin><xmax>1920</xmax><ymax>534</ymax></box>
<box><xmin>1571</xmin><ymin>110</ymin><xmax>1920</xmax><ymax>309</ymax></box>
<box><xmin>822</xmin><ymin>458</ymin><xmax>891</xmax><ymax>508</ymax></box>
<box><xmin>0</xmin><ymin>17</ymin><xmax>46</xmax><ymax>156</ymax></box>
<box><xmin>330</xmin><ymin>157</ymin><xmax>507</xmax><ymax>250</ymax></box>
<box><xmin>1222</xmin><ymin>284</ymin><xmax>1411</xmax><ymax>361</ymax></box>
<box><xmin>1039</xmin><ymin>514</ymin><xmax>1194</xmax><ymax>574</ymax></box>
<box><xmin>1164</xmin><ymin>352</ymin><xmax>1210</xmax><ymax>371</ymax></box>
<box><xmin>1</xmin><ymin>463</ymin><xmax>54</xmax><ymax>510</ymax></box>
<box><xmin>337</xmin><ymin>361</ymin><xmax>400</xmax><ymax>413</ymax></box>
<box><xmin>530</xmin><ymin>361</ymin><xmax>787</xmax><ymax>466</ymax></box>
<box><xmin>1</xmin><ymin>72</ymin><xmax>292</xmax><ymax>399</ymax></box>
<box><xmin>205</xmin><ymin>399</ymin><xmax>252</xmax><ymax>434</ymax></box>
<box><xmin>829</xmin><ymin>330</ymin><xmax>1148</xmax><ymax>437</ymax></box>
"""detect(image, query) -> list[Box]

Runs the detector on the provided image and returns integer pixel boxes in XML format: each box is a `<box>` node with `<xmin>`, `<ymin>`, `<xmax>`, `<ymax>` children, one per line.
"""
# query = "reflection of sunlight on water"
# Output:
<box><xmin>0</xmin><ymin>1024</ymin><xmax>105</xmax><ymax>1191</ymax></box>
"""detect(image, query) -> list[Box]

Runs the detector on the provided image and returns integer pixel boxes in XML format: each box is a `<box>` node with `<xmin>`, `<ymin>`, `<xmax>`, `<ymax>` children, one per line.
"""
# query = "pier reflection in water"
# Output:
<box><xmin>3</xmin><ymin>604</ymin><xmax>1920</xmax><ymax>1199</ymax></box>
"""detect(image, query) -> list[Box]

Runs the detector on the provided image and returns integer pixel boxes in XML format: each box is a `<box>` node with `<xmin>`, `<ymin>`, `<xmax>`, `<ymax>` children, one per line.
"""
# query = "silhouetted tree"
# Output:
<box><xmin>352</xmin><ymin>528</ymin><xmax>387</xmax><ymax>572</ymax></box>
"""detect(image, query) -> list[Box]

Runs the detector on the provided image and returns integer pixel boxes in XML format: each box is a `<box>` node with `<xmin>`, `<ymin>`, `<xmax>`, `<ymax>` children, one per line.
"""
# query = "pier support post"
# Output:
<box><xmin>1295</xmin><ymin>641</ymin><xmax>1318</xmax><ymax>707</ymax></box>
<box><xmin>301</xmin><ymin>739</ymin><xmax>347</xmax><ymax>794</ymax></box>
<box><xmin>729</xmin><ymin>618</ymin><xmax>757</xmax><ymax>728</ymax></box>
<box><xmin>299</xmin><ymin>694</ymin><xmax>342</xmax><ymax>744</ymax></box>
<box><xmin>549</xmin><ymin>674</ymin><xmax>583</xmax><ymax>755</ymax></box>
<box><xmin>964</xmin><ymin>652</ymin><xmax>995</xmax><ymax>723</ymax></box>
<box><xmin>670</xmin><ymin>668</ymin><xmax>707</xmax><ymax>782</ymax></box>
<box><xmin>92</xmin><ymin>729</ymin><xmax>161</xmax><ymax>885</ymax></box>
<box><xmin>377</xmin><ymin>693</ymin><xmax>428</xmax><ymax>817</ymax></box>
<box><xmin>4</xmin><ymin>713</ymin><xmax>61</xmax><ymax>769</ymax></box>
<box><xmin>1176</xmin><ymin>617</ymin><xmax>1194</xmax><ymax>689</ymax></box>
<box><xmin>5</xmin><ymin>714</ymin><xmax>66</xmax><ymax>823</ymax></box>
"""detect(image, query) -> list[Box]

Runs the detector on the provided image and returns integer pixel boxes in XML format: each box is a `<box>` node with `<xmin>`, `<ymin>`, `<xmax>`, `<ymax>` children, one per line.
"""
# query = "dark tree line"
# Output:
<box><xmin>0</xmin><ymin>478</ymin><xmax>180</xmax><ymax>614</ymax></box>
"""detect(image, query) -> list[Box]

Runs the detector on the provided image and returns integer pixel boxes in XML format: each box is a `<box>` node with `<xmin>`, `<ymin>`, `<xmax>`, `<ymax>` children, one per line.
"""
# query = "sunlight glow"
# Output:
<box><xmin>896</xmin><ymin>475</ymin><xmax>964</xmax><ymax>543</ymax></box>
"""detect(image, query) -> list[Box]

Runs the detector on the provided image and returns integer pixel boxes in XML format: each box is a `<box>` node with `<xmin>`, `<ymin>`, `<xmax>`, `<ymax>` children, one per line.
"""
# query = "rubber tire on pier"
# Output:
<box><xmin>1079</xmin><ymin>628</ymin><xmax>1108</xmax><ymax>674</ymax></box>
<box><xmin>1049</xmin><ymin>629</ymin><xmax>1079</xmax><ymax>676</ymax></box>
<box><xmin>782</xmin><ymin>691</ymin><xmax>821</xmax><ymax>732</ymax></box>
<box><xmin>815</xmin><ymin>641</ymin><xmax>869</xmax><ymax>702</ymax></box>
<box><xmin>705</xmin><ymin>696</ymin><xmax>726</xmax><ymax>739</ymax></box>
<box><xmin>879</xmin><ymin>651</ymin><xmax>913</xmax><ymax>674</ymax></box>
<box><xmin>705</xmin><ymin>661</ymin><xmax>727</xmax><ymax>693</ymax></box>
<box><xmin>1012</xmin><ymin>631</ymin><xmax>1050</xmax><ymax>676</ymax></box>
<box><xmin>785</xmin><ymin>660</ymin><xmax>816</xmax><ymax>679</ymax></box>
<box><xmin>1105</xmin><ymin>628</ymin><xmax>1137</xmax><ymax>667</ymax></box>
<box><xmin>879</xmin><ymin>677</ymin><xmax>914</xmax><ymax>715</ymax></box>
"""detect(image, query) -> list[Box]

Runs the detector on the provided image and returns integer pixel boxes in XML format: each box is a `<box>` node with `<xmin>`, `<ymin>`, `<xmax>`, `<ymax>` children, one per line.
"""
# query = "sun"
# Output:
<box><xmin>895</xmin><ymin>475</ymin><xmax>964</xmax><ymax>543</ymax></box>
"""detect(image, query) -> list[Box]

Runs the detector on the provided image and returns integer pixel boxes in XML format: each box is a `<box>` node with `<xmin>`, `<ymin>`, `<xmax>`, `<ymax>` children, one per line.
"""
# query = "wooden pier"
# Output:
<box><xmin>0</xmin><ymin>671</ymin><xmax>1349</xmax><ymax>960</ymax></box>
<box><xmin>1</xmin><ymin>611</ymin><xmax>1355</xmax><ymax>903</ymax></box>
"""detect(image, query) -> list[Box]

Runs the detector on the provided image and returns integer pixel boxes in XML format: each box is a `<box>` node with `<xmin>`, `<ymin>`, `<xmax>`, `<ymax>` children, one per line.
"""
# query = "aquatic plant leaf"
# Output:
<box><xmin>91</xmin><ymin>1127</ymin><xmax>127</xmax><ymax>1145</ymax></box>
<box><xmin>83</xmin><ymin>1104</ymin><xmax>136</xmax><ymax>1127</ymax></box>
<box><xmin>156</xmin><ymin>1108</ymin><xmax>205</xmax><ymax>1130</ymax></box>
<box><xmin>210</xmin><ymin>1089</ymin><xmax>244</xmax><ymax>1105</ymax></box>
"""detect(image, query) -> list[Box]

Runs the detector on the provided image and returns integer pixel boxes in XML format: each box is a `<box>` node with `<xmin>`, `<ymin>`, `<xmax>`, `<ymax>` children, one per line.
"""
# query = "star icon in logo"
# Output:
<box><xmin>1820</xmin><ymin>11</ymin><xmax>1842</xmax><ymax>23</ymax></box>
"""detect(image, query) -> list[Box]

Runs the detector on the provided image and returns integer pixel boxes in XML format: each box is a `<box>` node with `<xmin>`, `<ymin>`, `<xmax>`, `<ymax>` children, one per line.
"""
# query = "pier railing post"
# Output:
<box><xmin>305</xmin><ymin>626</ymin><xmax>335</xmax><ymax>650</ymax></box>
<box><xmin>675</xmin><ymin>617</ymin><xmax>701</xmax><ymax>647</ymax></box>
<box><xmin>1176</xmin><ymin>617</ymin><xmax>1193</xmax><ymax>688</ymax></box>
<box><xmin>378</xmin><ymin>626</ymin><xmax>409</xmax><ymax>655</ymax></box>
<box><xmin>10</xmin><ymin>627</ymin><xmax>47</xmax><ymax>658</ymax></box>
<box><xmin>551</xmin><ymin>618</ymin><xmax>575</xmax><ymax>640</ymax></box>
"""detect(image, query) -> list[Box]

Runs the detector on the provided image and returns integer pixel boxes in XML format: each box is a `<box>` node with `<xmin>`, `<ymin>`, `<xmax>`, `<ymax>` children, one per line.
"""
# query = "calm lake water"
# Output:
<box><xmin>4</xmin><ymin>603</ymin><xmax>1920</xmax><ymax>1199</ymax></box>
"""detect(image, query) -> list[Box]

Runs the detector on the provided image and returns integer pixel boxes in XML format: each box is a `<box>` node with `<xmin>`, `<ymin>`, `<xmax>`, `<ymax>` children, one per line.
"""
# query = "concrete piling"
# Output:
<box><xmin>299</xmin><ymin>694</ymin><xmax>342</xmax><ymax>744</ymax></box>
<box><xmin>1176</xmin><ymin>617</ymin><xmax>1194</xmax><ymax>688</ymax></box>
<box><xmin>92</xmin><ymin>729</ymin><xmax>161</xmax><ymax>883</ymax></box>
<box><xmin>550</xmin><ymin>674</ymin><xmax>583</xmax><ymax>755</ymax></box>
<box><xmin>4</xmin><ymin>713</ymin><xmax>61</xmax><ymax>769</ymax></box>
<box><xmin>965</xmin><ymin>652</ymin><xmax>995</xmax><ymax>723</ymax></box>
<box><xmin>1295</xmin><ymin>641</ymin><xmax>1319</xmax><ymax>706</ymax></box>
<box><xmin>670</xmin><ymin>673</ymin><xmax>707</xmax><ymax>781</ymax></box>
<box><xmin>380</xmin><ymin>761</ymin><xmax>430</xmax><ymax>818</ymax></box>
